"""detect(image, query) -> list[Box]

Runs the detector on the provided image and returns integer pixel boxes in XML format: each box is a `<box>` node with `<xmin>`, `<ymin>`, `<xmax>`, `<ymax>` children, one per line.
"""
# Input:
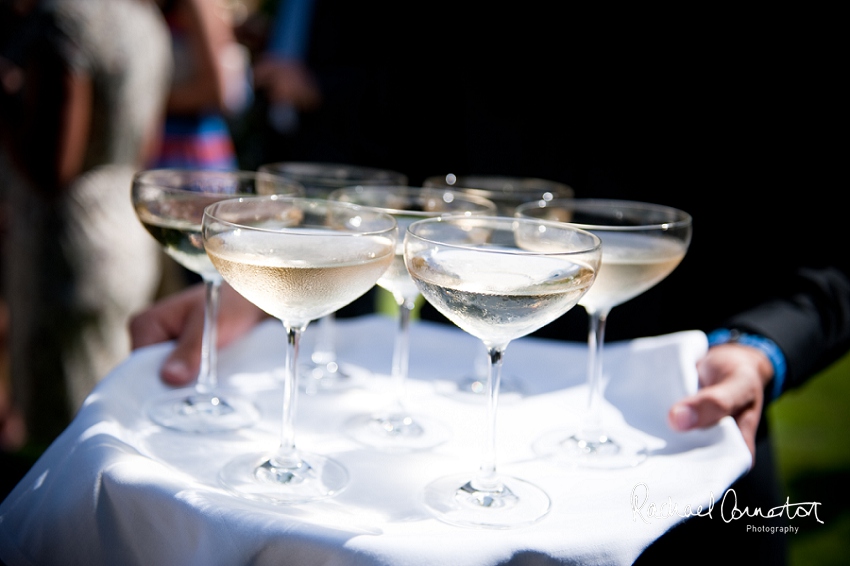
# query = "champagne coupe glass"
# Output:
<box><xmin>204</xmin><ymin>195</ymin><xmax>397</xmax><ymax>503</ymax></box>
<box><xmin>258</xmin><ymin>162</ymin><xmax>408</xmax><ymax>393</ymax></box>
<box><xmin>517</xmin><ymin>198</ymin><xmax>692</xmax><ymax>469</ymax></box>
<box><xmin>132</xmin><ymin>169</ymin><xmax>304</xmax><ymax>433</ymax></box>
<box><xmin>328</xmin><ymin>186</ymin><xmax>497</xmax><ymax>451</ymax></box>
<box><xmin>422</xmin><ymin>174</ymin><xmax>575</xmax><ymax>399</ymax></box>
<box><xmin>405</xmin><ymin>215</ymin><xmax>601</xmax><ymax>528</ymax></box>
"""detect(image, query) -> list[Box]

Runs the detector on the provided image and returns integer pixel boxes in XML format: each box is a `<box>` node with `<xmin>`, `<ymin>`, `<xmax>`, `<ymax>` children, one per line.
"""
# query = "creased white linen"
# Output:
<box><xmin>0</xmin><ymin>315</ymin><xmax>750</xmax><ymax>565</ymax></box>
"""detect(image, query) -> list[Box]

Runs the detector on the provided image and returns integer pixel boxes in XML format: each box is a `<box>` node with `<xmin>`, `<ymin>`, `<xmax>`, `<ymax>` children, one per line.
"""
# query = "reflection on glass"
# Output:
<box><xmin>205</xmin><ymin>196</ymin><xmax>397</xmax><ymax>503</ymax></box>
<box><xmin>518</xmin><ymin>198</ymin><xmax>692</xmax><ymax>468</ymax></box>
<box><xmin>258</xmin><ymin>162</ymin><xmax>408</xmax><ymax>393</ymax></box>
<box><xmin>329</xmin><ymin>186</ymin><xmax>496</xmax><ymax>451</ymax></box>
<box><xmin>132</xmin><ymin>169</ymin><xmax>303</xmax><ymax>433</ymax></box>
<box><xmin>422</xmin><ymin>174</ymin><xmax>575</xmax><ymax>401</ymax></box>
<box><xmin>405</xmin><ymin>215</ymin><xmax>600</xmax><ymax>528</ymax></box>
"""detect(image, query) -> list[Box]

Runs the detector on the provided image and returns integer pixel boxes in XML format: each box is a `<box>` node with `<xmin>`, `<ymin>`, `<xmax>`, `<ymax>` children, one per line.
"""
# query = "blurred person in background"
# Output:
<box><xmin>150</xmin><ymin>0</ymin><xmax>251</xmax><ymax>171</ymax></box>
<box><xmin>0</xmin><ymin>0</ymin><xmax>173</xmax><ymax>458</ymax></box>
<box><xmin>248</xmin><ymin>0</ymin><xmax>320</xmax><ymax>164</ymax></box>
<box><xmin>149</xmin><ymin>0</ymin><xmax>254</xmax><ymax>293</ymax></box>
<box><xmin>241</xmin><ymin>0</ymin><xmax>467</xmax><ymax>177</ymax></box>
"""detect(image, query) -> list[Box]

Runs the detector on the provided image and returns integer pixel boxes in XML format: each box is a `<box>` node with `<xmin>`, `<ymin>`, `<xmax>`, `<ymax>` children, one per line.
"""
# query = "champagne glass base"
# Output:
<box><xmin>343</xmin><ymin>412</ymin><xmax>452</xmax><ymax>452</ymax></box>
<box><xmin>219</xmin><ymin>450</ymin><xmax>349</xmax><ymax>504</ymax></box>
<box><xmin>423</xmin><ymin>473</ymin><xmax>550</xmax><ymax>529</ymax></box>
<box><xmin>440</xmin><ymin>373</ymin><xmax>524</xmax><ymax>405</ymax></box>
<box><xmin>145</xmin><ymin>389</ymin><xmax>260</xmax><ymax>433</ymax></box>
<box><xmin>298</xmin><ymin>361</ymin><xmax>367</xmax><ymax>395</ymax></box>
<box><xmin>533</xmin><ymin>428</ymin><xmax>648</xmax><ymax>469</ymax></box>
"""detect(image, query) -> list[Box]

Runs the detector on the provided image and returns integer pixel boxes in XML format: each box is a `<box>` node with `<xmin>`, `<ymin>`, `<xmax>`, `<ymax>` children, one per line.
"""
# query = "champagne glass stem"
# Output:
<box><xmin>582</xmin><ymin>308</ymin><xmax>610</xmax><ymax>436</ymax></box>
<box><xmin>272</xmin><ymin>323</ymin><xmax>304</xmax><ymax>467</ymax></box>
<box><xmin>471</xmin><ymin>344</ymin><xmax>505</xmax><ymax>493</ymax></box>
<box><xmin>196</xmin><ymin>275</ymin><xmax>222</xmax><ymax>395</ymax></box>
<box><xmin>391</xmin><ymin>296</ymin><xmax>416</xmax><ymax>410</ymax></box>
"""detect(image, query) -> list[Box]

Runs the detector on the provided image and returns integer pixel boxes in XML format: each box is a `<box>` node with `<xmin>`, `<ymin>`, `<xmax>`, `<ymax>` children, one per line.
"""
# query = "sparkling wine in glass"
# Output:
<box><xmin>132</xmin><ymin>169</ymin><xmax>304</xmax><ymax>433</ymax></box>
<box><xmin>405</xmin><ymin>215</ymin><xmax>601</xmax><ymax>528</ymax></box>
<box><xmin>328</xmin><ymin>186</ymin><xmax>497</xmax><ymax>451</ymax></box>
<box><xmin>421</xmin><ymin>174</ymin><xmax>575</xmax><ymax>400</ymax></box>
<box><xmin>258</xmin><ymin>162</ymin><xmax>408</xmax><ymax>393</ymax></box>
<box><xmin>517</xmin><ymin>198</ymin><xmax>692</xmax><ymax>468</ymax></box>
<box><xmin>204</xmin><ymin>195</ymin><xmax>397</xmax><ymax>503</ymax></box>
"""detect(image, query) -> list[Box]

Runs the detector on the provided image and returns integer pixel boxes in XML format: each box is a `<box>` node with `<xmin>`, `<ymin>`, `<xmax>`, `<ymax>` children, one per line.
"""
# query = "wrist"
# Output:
<box><xmin>707</xmin><ymin>328</ymin><xmax>787</xmax><ymax>400</ymax></box>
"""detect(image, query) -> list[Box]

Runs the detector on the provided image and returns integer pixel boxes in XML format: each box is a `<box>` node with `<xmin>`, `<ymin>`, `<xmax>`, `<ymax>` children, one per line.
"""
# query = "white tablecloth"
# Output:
<box><xmin>0</xmin><ymin>315</ymin><xmax>750</xmax><ymax>565</ymax></box>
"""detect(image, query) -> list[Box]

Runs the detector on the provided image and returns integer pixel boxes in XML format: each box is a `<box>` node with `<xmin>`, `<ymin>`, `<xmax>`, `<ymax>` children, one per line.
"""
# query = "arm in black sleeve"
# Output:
<box><xmin>724</xmin><ymin>265</ymin><xmax>850</xmax><ymax>394</ymax></box>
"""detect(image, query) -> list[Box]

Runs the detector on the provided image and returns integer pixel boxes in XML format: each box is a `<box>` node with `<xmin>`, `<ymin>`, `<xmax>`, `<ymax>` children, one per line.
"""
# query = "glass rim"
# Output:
<box><xmin>203</xmin><ymin>195</ymin><xmax>398</xmax><ymax>237</ymax></box>
<box><xmin>405</xmin><ymin>215</ymin><xmax>602</xmax><ymax>256</ymax></box>
<box><xmin>132</xmin><ymin>168</ymin><xmax>305</xmax><ymax>195</ymax></box>
<box><xmin>515</xmin><ymin>197</ymin><xmax>693</xmax><ymax>232</ymax></box>
<box><xmin>257</xmin><ymin>161</ymin><xmax>408</xmax><ymax>186</ymax></box>
<box><xmin>327</xmin><ymin>186</ymin><xmax>499</xmax><ymax>217</ymax></box>
<box><xmin>423</xmin><ymin>174</ymin><xmax>574</xmax><ymax>196</ymax></box>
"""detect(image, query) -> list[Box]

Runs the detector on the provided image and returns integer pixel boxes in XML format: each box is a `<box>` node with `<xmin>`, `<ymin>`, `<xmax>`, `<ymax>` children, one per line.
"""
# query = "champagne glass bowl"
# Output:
<box><xmin>132</xmin><ymin>168</ymin><xmax>304</xmax><ymax>433</ymax></box>
<box><xmin>516</xmin><ymin>198</ymin><xmax>692</xmax><ymax>468</ymax></box>
<box><xmin>328</xmin><ymin>185</ymin><xmax>497</xmax><ymax>451</ymax></box>
<box><xmin>203</xmin><ymin>195</ymin><xmax>397</xmax><ymax>503</ymax></box>
<box><xmin>257</xmin><ymin>162</ymin><xmax>409</xmax><ymax>393</ymax></box>
<box><xmin>259</xmin><ymin>162</ymin><xmax>409</xmax><ymax>199</ymax></box>
<box><xmin>404</xmin><ymin>215</ymin><xmax>601</xmax><ymax>528</ymax></box>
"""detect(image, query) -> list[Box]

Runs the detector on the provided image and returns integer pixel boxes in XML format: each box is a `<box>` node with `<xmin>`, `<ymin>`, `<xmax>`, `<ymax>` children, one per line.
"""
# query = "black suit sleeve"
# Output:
<box><xmin>724</xmin><ymin>265</ymin><xmax>850</xmax><ymax>394</ymax></box>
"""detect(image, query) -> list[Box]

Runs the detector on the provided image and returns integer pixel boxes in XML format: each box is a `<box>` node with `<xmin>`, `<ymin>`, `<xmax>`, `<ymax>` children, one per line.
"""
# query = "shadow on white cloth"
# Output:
<box><xmin>0</xmin><ymin>315</ymin><xmax>750</xmax><ymax>566</ymax></box>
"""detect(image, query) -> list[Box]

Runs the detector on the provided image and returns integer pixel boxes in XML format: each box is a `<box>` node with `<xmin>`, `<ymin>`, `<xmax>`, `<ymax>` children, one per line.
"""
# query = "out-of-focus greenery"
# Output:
<box><xmin>770</xmin><ymin>352</ymin><xmax>850</xmax><ymax>566</ymax></box>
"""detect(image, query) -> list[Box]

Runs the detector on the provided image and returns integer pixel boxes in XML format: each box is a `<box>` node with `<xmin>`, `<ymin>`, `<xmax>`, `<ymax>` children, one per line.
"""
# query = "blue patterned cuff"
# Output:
<box><xmin>707</xmin><ymin>328</ymin><xmax>787</xmax><ymax>400</ymax></box>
